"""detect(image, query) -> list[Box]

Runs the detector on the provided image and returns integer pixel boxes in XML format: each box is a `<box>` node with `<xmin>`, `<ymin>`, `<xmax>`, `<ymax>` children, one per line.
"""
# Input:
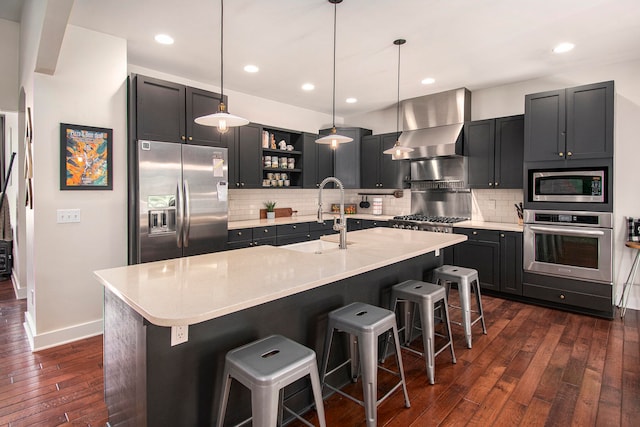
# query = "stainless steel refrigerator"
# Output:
<box><xmin>136</xmin><ymin>140</ymin><xmax>228</xmax><ymax>263</ymax></box>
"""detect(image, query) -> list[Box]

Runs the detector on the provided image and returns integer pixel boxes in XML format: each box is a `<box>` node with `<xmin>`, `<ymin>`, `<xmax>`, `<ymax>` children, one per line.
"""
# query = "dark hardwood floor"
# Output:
<box><xmin>1</xmin><ymin>277</ymin><xmax>638</xmax><ymax>426</ymax></box>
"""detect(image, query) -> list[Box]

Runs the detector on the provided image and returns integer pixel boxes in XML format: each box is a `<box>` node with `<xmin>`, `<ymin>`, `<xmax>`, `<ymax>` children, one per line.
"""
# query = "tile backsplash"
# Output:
<box><xmin>228</xmin><ymin>189</ymin><xmax>411</xmax><ymax>221</ymax></box>
<box><xmin>471</xmin><ymin>189</ymin><xmax>524</xmax><ymax>223</ymax></box>
<box><xmin>229</xmin><ymin>188</ymin><xmax>523</xmax><ymax>223</ymax></box>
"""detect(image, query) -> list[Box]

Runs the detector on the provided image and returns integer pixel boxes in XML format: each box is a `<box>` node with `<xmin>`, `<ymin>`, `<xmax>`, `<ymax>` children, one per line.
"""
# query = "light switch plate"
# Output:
<box><xmin>57</xmin><ymin>209</ymin><xmax>81</xmax><ymax>223</ymax></box>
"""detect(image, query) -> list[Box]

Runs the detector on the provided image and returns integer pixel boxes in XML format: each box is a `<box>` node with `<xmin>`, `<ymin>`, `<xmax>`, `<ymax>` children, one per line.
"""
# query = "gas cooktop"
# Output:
<box><xmin>392</xmin><ymin>215</ymin><xmax>469</xmax><ymax>224</ymax></box>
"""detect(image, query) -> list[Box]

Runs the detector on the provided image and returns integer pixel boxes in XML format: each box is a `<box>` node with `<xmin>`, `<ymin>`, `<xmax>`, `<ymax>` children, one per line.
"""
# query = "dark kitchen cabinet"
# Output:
<box><xmin>361</xmin><ymin>133</ymin><xmax>410</xmax><ymax>189</ymax></box>
<box><xmin>347</xmin><ymin>218</ymin><xmax>363</xmax><ymax>230</ymax></box>
<box><xmin>303</xmin><ymin>133</ymin><xmax>334</xmax><ymax>188</ymax></box>
<box><xmin>524</xmin><ymin>81</ymin><xmax>614</xmax><ymax>162</ymax></box>
<box><xmin>453</xmin><ymin>228</ymin><xmax>500</xmax><ymax>292</ymax></box>
<box><xmin>227</xmin><ymin>123</ymin><xmax>262</xmax><ymax>188</ymax></box>
<box><xmin>135</xmin><ymin>75</ymin><xmax>225</xmax><ymax>147</ymax></box>
<box><xmin>500</xmin><ymin>231</ymin><xmax>523</xmax><ymax>295</ymax></box>
<box><xmin>309</xmin><ymin>220</ymin><xmax>339</xmax><ymax>240</ymax></box>
<box><xmin>362</xmin><ymin>219</ymin><xmax>388</xmax><ymax>229</ymax></box>
<box><xmin>227</xmin><ymin>226</ymin><xmax>277</xmax><ymax>250</ymax></box>
<box><xmin>464</xmin><ymin>115</ymin><xmax>524</xmax><ymax>189</ymax></box>
<box><xmin>275</xmin><ymin>223</ymin><xmax>311</xmax><ymax>246</ymax></box>
<box><xmin>318</xmin><ymin>127</ymin><xmax>373</xmax><ymax>189</ymax></box>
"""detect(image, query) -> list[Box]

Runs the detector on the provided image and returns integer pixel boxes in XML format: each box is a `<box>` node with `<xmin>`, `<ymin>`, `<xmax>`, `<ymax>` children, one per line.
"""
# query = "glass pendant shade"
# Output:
<box><xmin>315</xmin><ymin>0</ymin><xmax>351</xmax><ymax>148</ymax></box>
<box><xmin>194</xmin><ymin>0</ymin><xmax>248</xmax><ymax>133</ymax></box>
<box><xmin>385</xmin><ymin>38</ymin><xmax>413</xmax><ymax>156</ymax></box>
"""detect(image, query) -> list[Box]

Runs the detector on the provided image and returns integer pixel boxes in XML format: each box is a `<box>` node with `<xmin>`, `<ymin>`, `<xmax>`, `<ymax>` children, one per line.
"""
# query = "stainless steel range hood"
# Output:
<box><xmin>394</xmin><ymin>88</ymin><xmax>471</xmax><ymax>160</ymax></box>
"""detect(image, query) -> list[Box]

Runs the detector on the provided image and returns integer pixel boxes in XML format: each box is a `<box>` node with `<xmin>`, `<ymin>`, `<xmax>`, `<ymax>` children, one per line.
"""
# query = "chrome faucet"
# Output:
<box><xmin>317</xmin><ymin>177</ymin><xmax>347</xmax><ymax>249</ymax></box>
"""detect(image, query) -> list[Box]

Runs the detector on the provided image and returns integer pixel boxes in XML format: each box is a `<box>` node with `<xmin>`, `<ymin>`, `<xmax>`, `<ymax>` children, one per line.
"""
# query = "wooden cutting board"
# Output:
<box><xmin>259</xmin><ymin>207</ymin><xmax>294</xmax><ymax>219</ymax></box>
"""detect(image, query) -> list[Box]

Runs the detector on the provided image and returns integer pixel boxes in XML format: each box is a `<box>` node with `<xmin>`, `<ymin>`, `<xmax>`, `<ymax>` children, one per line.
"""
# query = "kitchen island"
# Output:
<box><xmin>95</xmin><ymin>227</ymin><xmax>466</xmax><ymax>426</ymax></box>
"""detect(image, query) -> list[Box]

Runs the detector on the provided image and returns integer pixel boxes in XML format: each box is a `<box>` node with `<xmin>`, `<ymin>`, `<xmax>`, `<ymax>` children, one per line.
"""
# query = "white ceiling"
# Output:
<box><xmin>6</xmin><ymin>0</ymin><xmax>640</xmax><ymax>116</ymax></box>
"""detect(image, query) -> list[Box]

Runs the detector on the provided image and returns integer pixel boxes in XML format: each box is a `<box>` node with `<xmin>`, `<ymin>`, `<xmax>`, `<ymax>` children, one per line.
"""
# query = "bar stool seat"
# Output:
<box><xmin>389</xmin><ymin>280</ymin><xmax>456</xmax><ymax>384</ymax></box>
<box><xmin>320</xmin><ymin>302</ymin><xmax>410</xmax><ymax>427</ymax></box>
<box><xmin>217</xmin><ymin>334</ymin><xmax>326</xmax><ymax>427</ymax></box>
<box><xmin>618</xmin><ymin>241</ymin><xmax>640</xmax><ymax>318</ymax></box>
<box><xmin>433</xmin><ymin>265</ymin><xmax>487</xmax><ymax>348</ymax></box>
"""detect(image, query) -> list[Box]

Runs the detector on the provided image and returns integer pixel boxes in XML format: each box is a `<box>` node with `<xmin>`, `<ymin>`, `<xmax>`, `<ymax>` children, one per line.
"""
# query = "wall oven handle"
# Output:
<box><xmin>527</xmin><ymin>225</ymin><xmax>605</xmax><ymax>237</ymax></box>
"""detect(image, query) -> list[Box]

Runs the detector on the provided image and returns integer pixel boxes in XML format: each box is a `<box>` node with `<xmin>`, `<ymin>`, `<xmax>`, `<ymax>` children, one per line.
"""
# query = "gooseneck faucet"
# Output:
<box><xmin>317</xmin><ymin>177</ymin><xmax>347</xmax><ymax>249</ymax></box>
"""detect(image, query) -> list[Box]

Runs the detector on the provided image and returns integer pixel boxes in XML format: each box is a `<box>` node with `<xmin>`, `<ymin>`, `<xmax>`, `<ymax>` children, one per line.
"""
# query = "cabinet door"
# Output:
<box><xmin>381</xmin><ymin>133</ymin><xmax>409</xmax><ymax>188</ymax></box>
<box><xmin>453</xmin><ymin>237</ymin><xmax>500</xmax><ymax>291</ymax></box>
<box><xmin>360</xmin><ymin>135</ymin><xmax>381</xmax><ymax>189</ymax></box>
<box><xmin>136</xmin><ymin>75</ymin><xmax>185</xmax><ymax>143</ymax></box>
<box><xmin>303</xmin><ymin>133</ymin><xmax>332</xmax><ymax>188</ymax></box>
<box><xmin>524</xmin><ymin>89</ymin><xmax>565</xmax><ymax>161</ymax></box>
<box><xmin>225</xmin><ymin>128</ymin><xmax>239</xmax><ymax>187</ymax></box>
<box><xmin>236</xmin><ymin>124</ymin><xmax>262</xmax><ymax>188</ymax></box>
<box><xmin>333</xmin><ymin>128</ymin><xmax>362</xmax><ymax>189</ymax></box>
<box><xmin>185</xmin><ymin>87</ymin><xmax>225</xmax><ymax>147</ymax></box>
<box><xmin>500</xmin><ymin>231</ymin><xmax>523</xmax><ymax>295</ymax></box>
<box><xmin>495</xmin><ymin>115</ymin><xmax>524</xmax><ymax>188</ymax></box>
<box><xmin>464</xmin><ymin>119</ymin><xmax>495</xmax><ymax>188</ymax></box>
<box><xmin>566</xmin><ymin>81</ymin><xmax>614</xmax><ymax>159</ymax></box>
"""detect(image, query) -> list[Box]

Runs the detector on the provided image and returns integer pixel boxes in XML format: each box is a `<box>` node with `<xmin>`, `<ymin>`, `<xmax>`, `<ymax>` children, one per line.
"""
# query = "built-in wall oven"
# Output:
<box><xmin>523</xmin><ymin>210</ymin><xmax>613</xmax><ymax>284</ymax></box>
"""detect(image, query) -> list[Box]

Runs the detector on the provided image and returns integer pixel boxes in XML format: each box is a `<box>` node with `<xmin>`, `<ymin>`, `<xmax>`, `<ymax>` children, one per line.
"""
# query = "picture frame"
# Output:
<box><xmin>60</xmin><ymin>123</ymin><xmax>113</xmax><ymax>190</ymax></box>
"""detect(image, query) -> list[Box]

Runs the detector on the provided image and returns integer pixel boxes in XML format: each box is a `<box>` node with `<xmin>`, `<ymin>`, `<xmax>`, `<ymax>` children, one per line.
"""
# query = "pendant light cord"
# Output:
<box><xmin>331</xmin><ymin>1</ymin><xmax>337</xmax><ymax>128</ymax></box>
<box><xmin>396</xmin><ymin>41</ymin><xmax>401</xmax><ymax>138</ymax></box>
<box><xmin>220</xmin><ymin>0</ymin><xmax>225</xmax><ymax>100</ymax></box>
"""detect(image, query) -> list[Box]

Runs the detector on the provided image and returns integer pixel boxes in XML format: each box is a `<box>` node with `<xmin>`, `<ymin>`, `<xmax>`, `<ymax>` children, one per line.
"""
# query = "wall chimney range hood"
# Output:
<box><xmin>394</xmin><ymin>88</ymin><xmax>471</xmax><ymax>160</ymax></box>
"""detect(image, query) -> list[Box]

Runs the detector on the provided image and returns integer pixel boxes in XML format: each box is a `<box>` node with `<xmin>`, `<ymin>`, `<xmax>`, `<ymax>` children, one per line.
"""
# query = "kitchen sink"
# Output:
<box><xmin>281</xmin><ymin>239</ymin><xmax>352</xmax><ymax>254</ymax></box>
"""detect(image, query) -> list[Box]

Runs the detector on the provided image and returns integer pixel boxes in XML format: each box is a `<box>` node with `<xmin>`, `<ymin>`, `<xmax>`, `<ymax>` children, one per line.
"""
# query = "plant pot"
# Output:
<box><xmin>267</xmin><ymin>212</ymin><xmax>275</xmax><ymax>219</ymax></box>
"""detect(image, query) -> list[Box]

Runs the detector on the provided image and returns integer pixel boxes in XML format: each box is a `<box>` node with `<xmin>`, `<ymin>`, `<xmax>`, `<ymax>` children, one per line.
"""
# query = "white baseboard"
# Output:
<box><xmin>11</xmin><ymin>271</ymin><xmax>27</xmax><ymax>299</ymax></box>
<box><xmin>23</xmin><ymin>313</ymin><xmax>103</xmax><ymax>351</ymax></box>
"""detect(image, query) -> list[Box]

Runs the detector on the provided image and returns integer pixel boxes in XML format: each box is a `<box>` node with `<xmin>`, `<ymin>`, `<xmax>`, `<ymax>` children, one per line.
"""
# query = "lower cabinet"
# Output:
<box><xmin>275</xmin><ymin>223</ymin><xmax>311</xmax><ymax>246</ymax></box>
<box><xmin>227</xmin><ymin>226</ymin><xmax>277</xmax><ymax>250</ymax></box>
<box><xmin>453</xmin><ymin>227</ymin><xmax>523</xmax><ymax>295</ymax></box>
<box><xmin>362</xmin><ymin>219</ymin><xmax>388</xmax><ymax>229</ymax></box>
<box><xmin>309</xmin><ymin>220</ymin><xmax>339</xmax><ymax>240</ymax></box>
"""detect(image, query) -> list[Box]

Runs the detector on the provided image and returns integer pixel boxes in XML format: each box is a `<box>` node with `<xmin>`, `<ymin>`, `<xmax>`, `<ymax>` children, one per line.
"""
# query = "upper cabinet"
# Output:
<box><xmin>465</xmin><ymin>115</ymin><xmax>524</xmax><ymax>189</ymax></box>
<box><xmin>135</xmin><ymin>75</ymin><xmax>225</xmax><ymax>147</ymax></box>
<box><xmin>227</xmin><ymin>124</ymin><xmax>262</xmax><ymax>189</ymax></box>
<box><xmin>524</xmin><ymin>81</ymin><xmax>614</xmax><ymax>162</ymax></box>
<box><xmin>361</xmin><ymin>133</ymin><xmax>410</xmax><ymax>189</ymax></box>
<box><xmin>303</xmin><ymin>133</ymin><xmax>334</xmax><ymax>188</ymax></box>
<box><xmin>317</xmin><ymin>127</ymin><xmax>372</xmax><ymax>189</ymax></box>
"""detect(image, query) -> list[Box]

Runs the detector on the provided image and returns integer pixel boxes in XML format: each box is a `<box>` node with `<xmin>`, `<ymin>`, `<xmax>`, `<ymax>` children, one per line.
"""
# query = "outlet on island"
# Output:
<box><xmin>171</xmin><ymin>325</ymin><xmax>189</xmax><ymax>346</ymax></box>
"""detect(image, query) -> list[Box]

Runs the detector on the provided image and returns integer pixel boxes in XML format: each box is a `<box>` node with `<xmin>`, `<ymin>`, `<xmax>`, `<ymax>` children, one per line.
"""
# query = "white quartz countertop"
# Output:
<box><xmin>228</xmin><ymin>214</ymin><xmax>394</xmax><ymax>229</ymax></box>
<box><xmin>94</xmin><ymin>228</ymin><xmax>466</xmax><ymax>327</ymax></box>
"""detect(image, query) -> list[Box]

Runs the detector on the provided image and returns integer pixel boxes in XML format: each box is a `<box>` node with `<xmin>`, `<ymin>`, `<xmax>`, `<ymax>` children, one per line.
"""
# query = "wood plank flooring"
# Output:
<box><xmin>1</xmin><ymin>277</ymin><xmax>638</xmax><ymax>426</ymax></box>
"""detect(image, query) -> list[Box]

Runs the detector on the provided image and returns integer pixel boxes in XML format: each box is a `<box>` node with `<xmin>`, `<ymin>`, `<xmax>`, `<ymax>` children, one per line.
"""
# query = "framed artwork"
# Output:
<box><xmin>60</xmin><ymin>123</ymin><xmax>113</xmax><ymax>190</ymax></box>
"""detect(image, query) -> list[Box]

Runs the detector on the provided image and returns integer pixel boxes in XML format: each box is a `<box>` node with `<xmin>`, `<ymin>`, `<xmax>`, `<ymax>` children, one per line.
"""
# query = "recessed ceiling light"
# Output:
<box><xmin>421</xmin><ymin>77</ymin><xmax>436</xmax><ymax>85</ymax></box>
<box><xmin>302</xmin><ymin>83</ymin><xmax>315</xmax><ymax>91</ymax></box>
<box><xmin>345</xmin><ymin>98</ymin><xmax>357</xmax><ymax>104</ymax></box>
<box><xmin>154</xmin><ymin>34</ymin><xmax>174</xmax><ymax>45</ymax></box>
<box><xmin>553</xmin><ymin>42</ymin><xmax>575</xmax><ymax>54</ymax></box>
<box><xmin>244</xmin><ymin>64</ymin><xmax>259</xmax><ymax>73</ymax></box>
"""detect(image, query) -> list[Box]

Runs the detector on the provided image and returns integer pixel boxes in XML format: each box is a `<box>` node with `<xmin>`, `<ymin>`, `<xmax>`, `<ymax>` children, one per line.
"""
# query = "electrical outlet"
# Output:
<box><xmin>171</xmin><ymin>325</ymin><xmax>188</xmax><ymax>346</ymax></box>
<box><xmin>57</xmin><ymin>209</ymin><xmax>81</xmax><ymax>223</ymax></box>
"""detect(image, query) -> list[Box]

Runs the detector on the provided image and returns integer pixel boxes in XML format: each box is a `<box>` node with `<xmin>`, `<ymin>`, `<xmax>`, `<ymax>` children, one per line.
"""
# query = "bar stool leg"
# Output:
<box><xmin>349</xmin><ymin>334</ymin><xmax>359</xmax><ymax>381</ymax></box>
<box><xmin>358</xmin><ymin>332</ymin><xmax>378</xmax><ymax>427</ymax></box>
<box><xmin>251</xmin><ymin>385</ymin><xmax>280</xmax><ymax>427</ymax></box>
<box><xmin>459</xmin><ymin>278</ymin><xmax>473</xmax><ymax>348</ymax></box>
<box><xmin>419</xmin><ymin>298</ymin><xmax>436</xmax><ymax>384</ymax></box>
<box><xmin>391</xmin><ymin>324</ymin><xmax>411</xmax><ymax>408</ymax></box>
<box><xmin>442</xmin><ymin>299</ymin><xmax>457</xmax><ymax>364</ymax></box>
<box><xmin>320</xmin><ymin>322</ymin><xmax>335</xmax><ymax>392</ymax></box>
<box><xmin>216</xmin><ymin>368</ymin><xmax>232</xmax><ymax>427</ymax></box>
<box><xmin>620</xmin><ymin>250</ymin><xmax>640</xmax><ymax>318</ymax></box>
<box><xmin>309</xmin><ymin>365</ymin><xmax>327</xmax><ymax>427</ymax></box>
<box><xmin>473</xmin><ymin>279</ymin><xmax>487</xmax><ymax>334</ymax></box>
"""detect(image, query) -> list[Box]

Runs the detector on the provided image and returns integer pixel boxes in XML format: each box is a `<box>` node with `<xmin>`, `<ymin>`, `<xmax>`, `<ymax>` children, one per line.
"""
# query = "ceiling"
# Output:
<box><xmin>5</xmin><ymin>0</ymin><xmax>640</xmax><ymax>116</ymax></box>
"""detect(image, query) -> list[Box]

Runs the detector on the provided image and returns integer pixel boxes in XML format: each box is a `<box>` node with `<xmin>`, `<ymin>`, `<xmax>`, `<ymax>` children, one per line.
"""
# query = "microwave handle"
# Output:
<box><xmin>527</xmin><ymin>225</ymin><xmax>605</xmax><ymax>237</ymax></box>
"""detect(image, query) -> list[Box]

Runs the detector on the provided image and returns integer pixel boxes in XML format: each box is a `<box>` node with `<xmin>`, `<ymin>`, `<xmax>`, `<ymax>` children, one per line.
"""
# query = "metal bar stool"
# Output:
<box><xmin>216</xmin><ymin>334</ymin><xmax>326</xmax><ymax>427</ymax></box>
<box><xmin>618</xmin><ymin>241</ymin><xmax>640</xmax><ymax>318</ymax></box>
<box><xmin>433</xmin><ymin>265</ymin><xmax>487</xmax><ymax>348</ymax></box>
<box><xmin>320</xmin><ymin>302</ymin><xmax>410</xmax><ymax>427</ymax></box>
<box><xmin>388</xmin><ymin>280</ymin><xmax>456</xmax><ymax>384</ymax></box>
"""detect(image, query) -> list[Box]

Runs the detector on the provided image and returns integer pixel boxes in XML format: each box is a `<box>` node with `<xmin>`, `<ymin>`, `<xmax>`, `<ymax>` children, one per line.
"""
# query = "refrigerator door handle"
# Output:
<box><xmin>176</xmin><ymin>182</ymin><xmax>184</xmax><ymax>248</ymax></box>
<box><xmin>183</xmin><ymin>180</ymin><xmax>191</xmax><ymax>247</ymax></box>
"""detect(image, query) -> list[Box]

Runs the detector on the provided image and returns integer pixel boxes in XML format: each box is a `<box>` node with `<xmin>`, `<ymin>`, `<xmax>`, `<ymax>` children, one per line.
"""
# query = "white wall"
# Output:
<box><xmin>25</xmin><ymin>24</ymin><xmax>128</xmax><ymax>350</ymax></box>
<box><xmin>0</xmin><ymin>18</ymin><xmax>19</xmax><ymax>112</ymax></box>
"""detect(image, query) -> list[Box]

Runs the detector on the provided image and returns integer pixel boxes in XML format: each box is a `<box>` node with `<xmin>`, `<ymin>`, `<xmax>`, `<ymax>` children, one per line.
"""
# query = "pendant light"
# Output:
<box><xmin>316</xmin><ymin>0</ymin><xmax>353</xmax><ymax>149</ymax></box>
<box><xmin>194</xmin><ymin>0</ymin><xmax>249</xmax><ymax>133</ymax></box>
<box><xmin>383</xmin><ymin>39</ymin><xmax>414</xmax><ymax>156</ymax></box>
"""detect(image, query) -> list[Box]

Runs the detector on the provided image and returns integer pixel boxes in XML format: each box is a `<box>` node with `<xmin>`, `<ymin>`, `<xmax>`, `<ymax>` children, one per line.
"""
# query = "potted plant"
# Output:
<box><xmin>264</xmin><ymin>201</ymin><xmax>277</xmax><ymax>219</ymax></box>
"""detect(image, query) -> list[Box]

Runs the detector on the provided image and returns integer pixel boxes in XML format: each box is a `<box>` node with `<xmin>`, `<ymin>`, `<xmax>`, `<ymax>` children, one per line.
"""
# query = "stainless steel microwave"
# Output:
<box><xmin>532</xmin><ymin>169</ymin><xmax>605</xmax><ymax>203</ymax></box>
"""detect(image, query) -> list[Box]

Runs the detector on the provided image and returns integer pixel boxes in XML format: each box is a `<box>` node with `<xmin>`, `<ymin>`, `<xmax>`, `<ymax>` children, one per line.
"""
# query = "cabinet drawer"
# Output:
<box><xmin>253</xmin><ymin>236</ymin><xmax>277</xmax><ymax>247</ymax></box>
<box><xmin>523</xmin><ymin>283</ymin><xmax>611</xmax><ymax>312</ymax></box>
<box><xmin>276</xmin><ymin>234</ymin><xmax>310</xmax><ymax>246</ymax></box>
<box><xmin>276</xmin><ymin>223</ymin><xmax>310</xmax><ymax>236</ymax></box>
<box><xmin>454</xmin><ymin>227</ymin><xmax>499</xmax><ymax>242</ymax></box>
<box><xmin>228</xmin><ymin>228</ymin><xmax>253</xmax><ymax>243</ymax></box>
<box><xmin>348</xmin><ymin>219</ymin><xmax>363</xmax><ymax>230</ymax></box>
<box><xmin>362</xmin><ymin>219</ymin><xmax>387</xmax><ymax>229</ymax></box>
<box><xmin>253</xmin><ymin>226</ymin><xmax>276</xmax><ymax>238</ymax></box>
